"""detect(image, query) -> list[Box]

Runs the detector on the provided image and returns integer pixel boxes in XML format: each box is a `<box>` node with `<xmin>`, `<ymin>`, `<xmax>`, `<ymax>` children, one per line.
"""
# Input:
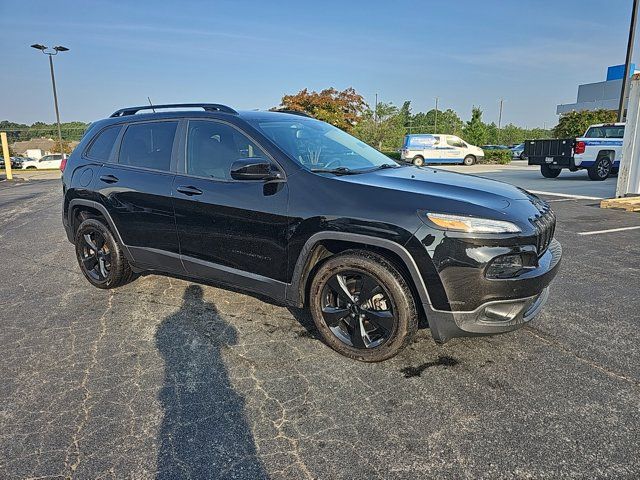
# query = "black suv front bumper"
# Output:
<box><xmin>424</xmin><ymin>239</ymin><xmax>562</xmax><ymax>343</ymax></box>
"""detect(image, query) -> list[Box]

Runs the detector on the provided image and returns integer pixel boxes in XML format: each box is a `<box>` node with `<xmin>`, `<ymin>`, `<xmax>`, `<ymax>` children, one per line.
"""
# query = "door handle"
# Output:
<box><xmin>99</xmin><ymin>174</ymin><xmax>119</xmax><ymax>184</ymax></box>
<box><xmin>176</xmin><ymin>185</ymin><xmax>203</xmax><ymax>196</ymax></box>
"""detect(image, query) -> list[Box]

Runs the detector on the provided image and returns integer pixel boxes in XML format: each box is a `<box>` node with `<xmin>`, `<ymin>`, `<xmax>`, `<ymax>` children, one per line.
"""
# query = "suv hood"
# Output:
<box><xmin>339</xmin><ymin>166</ymin><xmax>531</xmax><ymax>209</ymax></box>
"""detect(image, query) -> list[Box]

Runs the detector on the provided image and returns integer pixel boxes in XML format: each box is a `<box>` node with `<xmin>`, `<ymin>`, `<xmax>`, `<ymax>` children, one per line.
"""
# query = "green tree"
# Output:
<box><xmin>485</xmin><ymin>122</ymin><xmax>499</xmax><ymax>144</ymax></box>
<box><xmin>352</xmin><ymin>102</ymin><xmax>406</xmax><ymax>151</ymax></box>
<box><xmin>553</xmin><ymin>109</ymin><xmax>617</xmax><ymax>138</ymax></box>
<box><xmin>409</xmin><ymin>108</ymin><xmax>463</xmax><ymax>135</ymax></box>
<box><xmin>462</xmin><ymin>107</ymin><xmax>488</xmax><ymax>146</ymax></box>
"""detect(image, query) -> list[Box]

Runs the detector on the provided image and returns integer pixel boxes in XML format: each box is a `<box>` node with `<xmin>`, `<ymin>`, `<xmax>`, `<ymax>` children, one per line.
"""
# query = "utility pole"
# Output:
<box><xmin>31</xmin><ymin>44</ymin><xmax>69</xmax><ymax>157</ymax></box>
<box><xmin>434</xmin><ymin>97</ymin><xmax>439</xmax><ymax>133</ymax></box>
<box><xmin>619</xmin><ymin>0</ymin><xmax>639</xmax><ymax>122</ymax></box>
<box><xmin>374</xmin><ymin>93</ymin><xmax>378</xmax><ymax>124</ymax></box>
<box><xmin>498</xmin><ymin>99</ymin><xmax>504</xmax><ymax>144</ymax></box>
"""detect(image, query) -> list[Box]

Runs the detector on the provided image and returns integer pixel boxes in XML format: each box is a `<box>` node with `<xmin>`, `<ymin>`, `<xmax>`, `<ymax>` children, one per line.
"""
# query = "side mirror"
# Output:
<box><xmin>230</xmin><ymin>158</ymin><xmax>282</xmax><ymax>181</ymax></box>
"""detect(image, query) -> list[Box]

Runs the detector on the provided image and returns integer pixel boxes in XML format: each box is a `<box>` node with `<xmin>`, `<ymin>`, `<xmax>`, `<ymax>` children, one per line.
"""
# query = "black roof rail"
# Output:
<box><xmin>110</xmin><ymin>103</ymin><xmax>238</xmax><ymax>118</ymax></box>
<box><xmin>274</xmin><ymin>109</ymin><xmax>314</xmax><ymax>118</ymax></box>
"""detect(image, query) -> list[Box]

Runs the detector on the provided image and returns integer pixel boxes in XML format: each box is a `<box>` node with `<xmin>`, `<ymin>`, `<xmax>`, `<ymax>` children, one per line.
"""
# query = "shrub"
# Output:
<box><xmin>384</xmin><ymin>151</ymin><xmax>401</xmax><ymax>160</ymax></box>
<box><xmin>480</xmin><ymin>149</ymin><xmax>512</xmax><ymax>164</ymax></box>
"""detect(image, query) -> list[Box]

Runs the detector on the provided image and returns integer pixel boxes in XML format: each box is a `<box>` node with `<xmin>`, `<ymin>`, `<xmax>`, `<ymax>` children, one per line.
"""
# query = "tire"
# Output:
<box><xmin>26</xmin><ymin>166</ymin><xmax>36</xmax><ymax>170</ymax></box>
<box><xmin>587</xmin><ymin>156</ymin><xmax>612</xmax><ymax>181</ymax></box>
<box><xmin>463</xmin><ymin>155</ymin><xmax>476</xmax><ymax>166</ymax></box>
<box><xmin>74</xmin><ymin>218</ymin><xmax>134</xmax><ymax>289</ymax></box>
<box><xmin>412</xmin><ymin>156</ymin><xmax>424</xmax><ymax>167</ymax></box>
<box><xmin>308</xmin><ymin>250</ymin><xmax>418</xmax><ymax>362</ymax></box>
<box><xmin>540</xmin><ymin>164</ymin><xmax>561</xmax><ymax>178</ymax></box>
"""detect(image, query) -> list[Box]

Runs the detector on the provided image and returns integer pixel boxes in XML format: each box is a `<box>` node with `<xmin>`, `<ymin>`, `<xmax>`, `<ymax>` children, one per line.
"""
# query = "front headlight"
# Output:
<box><xmin>425</xmin><ymin>212</ymin><xmax>521</xmax><ymax>234</ymax></box>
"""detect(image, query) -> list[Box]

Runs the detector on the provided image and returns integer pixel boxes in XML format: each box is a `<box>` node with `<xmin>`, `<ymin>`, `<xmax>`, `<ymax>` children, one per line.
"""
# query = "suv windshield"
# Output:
<box><xmin>248</xmin><ymin>117</ymin><xmax>400</xmax><ymax>172</ymax></box>
<box><xmin>584</xmin><ymin>126</ymin><xmax>624</xmax><ymax>138</ymax></box>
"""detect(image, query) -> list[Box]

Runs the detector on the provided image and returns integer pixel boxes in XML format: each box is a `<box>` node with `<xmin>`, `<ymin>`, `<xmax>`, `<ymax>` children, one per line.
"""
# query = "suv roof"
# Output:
<box><xmin>87</xmin><ymin>103</ymin><xmax>314</xmax><ymax>136</ymax></box>
<box><xmin>110</xmin><ymin>103</ymin><xmax>238</xmax><ymax>117</ymax></box>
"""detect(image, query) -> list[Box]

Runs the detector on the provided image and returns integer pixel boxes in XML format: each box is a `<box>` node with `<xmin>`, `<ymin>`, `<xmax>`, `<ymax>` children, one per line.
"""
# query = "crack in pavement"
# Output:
<box><xmin>63</xmin><ymin>292</ymin><xmax>113</xmax><ymax>477</ymax></box>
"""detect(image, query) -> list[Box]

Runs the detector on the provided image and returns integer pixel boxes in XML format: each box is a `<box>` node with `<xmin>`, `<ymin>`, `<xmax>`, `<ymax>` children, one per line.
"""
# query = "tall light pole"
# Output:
<box><xmin>31</xmin><ymin>44</ymin><xmax>69</xmax><ymax>157</ymax></box>
<box><xmin>619</xmin><ymin>0</ymin><xmax>638</xmax><ymax>122</ymax></box>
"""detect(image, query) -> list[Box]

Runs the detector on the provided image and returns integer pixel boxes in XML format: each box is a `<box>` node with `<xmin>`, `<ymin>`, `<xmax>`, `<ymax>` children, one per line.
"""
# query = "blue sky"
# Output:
<box><xmin>0</xmin><ymin>0</ymin><xmax>636</xmax><ymax>127</ymax></box>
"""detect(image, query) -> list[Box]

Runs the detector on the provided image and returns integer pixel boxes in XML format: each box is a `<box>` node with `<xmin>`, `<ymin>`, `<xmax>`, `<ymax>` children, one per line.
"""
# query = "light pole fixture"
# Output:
<box><xmin>31</xmin><ymin>43</ymin><xmax>69</xmax><ymax>157</ymax></box>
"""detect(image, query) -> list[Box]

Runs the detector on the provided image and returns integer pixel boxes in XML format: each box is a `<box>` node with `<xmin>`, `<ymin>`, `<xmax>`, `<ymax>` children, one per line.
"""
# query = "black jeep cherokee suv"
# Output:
<box><xmin>62</xmin><ymin>103</ymin><xmax>561</xmax><ymax>362</ymax></box>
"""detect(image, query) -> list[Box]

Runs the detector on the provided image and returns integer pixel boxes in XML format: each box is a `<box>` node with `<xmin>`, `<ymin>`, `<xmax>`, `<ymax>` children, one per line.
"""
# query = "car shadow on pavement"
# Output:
<box><xmin>155</xmin><ymin>284</ymin><xmax>267</xmax><ymax>479</ymax></box>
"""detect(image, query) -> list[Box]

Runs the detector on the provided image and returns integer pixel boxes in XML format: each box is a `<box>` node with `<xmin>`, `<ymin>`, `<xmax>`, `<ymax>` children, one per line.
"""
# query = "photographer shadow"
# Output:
<box><xmin>155</xmin><ymin>285</ymin><xmax>267</xmax><ymax>479</ymax></box>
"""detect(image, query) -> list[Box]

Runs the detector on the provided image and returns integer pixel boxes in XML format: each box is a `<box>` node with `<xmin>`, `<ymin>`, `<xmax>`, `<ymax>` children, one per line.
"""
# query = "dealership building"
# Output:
<box><xmin>556</xmin><ymin>64</ymin><xmax>638</xmax><ymax>115</ymax></box>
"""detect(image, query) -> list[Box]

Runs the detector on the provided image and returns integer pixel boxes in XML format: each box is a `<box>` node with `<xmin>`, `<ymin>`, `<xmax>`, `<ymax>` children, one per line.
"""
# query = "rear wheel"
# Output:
<box><xmin>540</xmin><ymin>164</ymin><xmax>561</xmax><ymax>178</ymax></box>
<box><xmin>463</xmin><ymin>155</ymin><xmax>476</xmax><ymax>166</ymax></box>
<box><xmin>74</xmin><ymin>218</ymin><xmax>134</xmax><ymax>289</ymax></box>
<box><xmin>587</xmin><ymin>156</ymin><xmax>612</xmax><ymax>181</ymax></box>
<box><xmin>309</xmin><ymin>250</ymin><xmax>418</xmax><ymax>362</ymax></box>
<box><xmin>412</xmin><ymin>156</ymin><xmax>424</xmax><ymax>167</ymax></box>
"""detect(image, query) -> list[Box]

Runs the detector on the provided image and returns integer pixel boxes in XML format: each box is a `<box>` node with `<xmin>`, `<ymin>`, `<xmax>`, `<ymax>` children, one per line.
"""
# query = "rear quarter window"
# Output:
<box><xmin>405</xmin><ymin>135</ymin><xmax>437</xmax><ymax>148</ymax></box>
<box><xmin>85</xmin><ymin>125</ymin><xmax>122</xmax><ymax>161</ymax></box>
<box><xmin>584</xmin><ymin>126</ymin><xmax>624</xmax><ymax>138</ymax></box>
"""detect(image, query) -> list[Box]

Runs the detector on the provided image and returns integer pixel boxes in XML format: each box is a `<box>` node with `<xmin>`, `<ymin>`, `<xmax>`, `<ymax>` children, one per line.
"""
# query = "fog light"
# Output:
<box><xmin>486</xmin><ymin>254</ymin><xmax>524</xmax><ymax>279</ymax></box>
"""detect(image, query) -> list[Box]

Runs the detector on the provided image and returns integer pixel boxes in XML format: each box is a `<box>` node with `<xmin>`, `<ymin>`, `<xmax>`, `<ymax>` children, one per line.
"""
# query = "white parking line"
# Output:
<box><xmin>577</xmin><ymin>226</ymin><xmax>640</xmax><ymax>236</ymax></box>
<box><xmin>528</xmin><ymin>190</ymin><xmax>603</xmax><ymax>200</ymax></box>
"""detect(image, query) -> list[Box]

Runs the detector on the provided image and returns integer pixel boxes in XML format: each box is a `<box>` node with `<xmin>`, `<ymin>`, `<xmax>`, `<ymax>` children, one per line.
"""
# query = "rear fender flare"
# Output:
<box><xmin>67</xmin><ymin>198</ymin><xmax>134</xmax><ymax>262</ymax></box>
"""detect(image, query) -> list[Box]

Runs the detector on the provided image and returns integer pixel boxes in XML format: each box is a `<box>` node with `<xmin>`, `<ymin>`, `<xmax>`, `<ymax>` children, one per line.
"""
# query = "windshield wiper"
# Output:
<box><xmin>310</xmin><ymin>167</ymin><xmax>359</xmax><ymax>175</ymax></box>
<box><xmin>373</xmin><ymin>163</ymin><xmax>401</xmax><ymax>170</ymax></box>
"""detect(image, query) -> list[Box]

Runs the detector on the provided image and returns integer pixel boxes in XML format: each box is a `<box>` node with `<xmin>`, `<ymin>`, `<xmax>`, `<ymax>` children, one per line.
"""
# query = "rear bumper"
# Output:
<box><xmin>425</xmin><ymin>239</ymin><xmax>562</xmax><ymax>343</ymax></box>
<box><xmin>528</xmin><ymin>156</ymin><xmax>576</xmax><ymax>168</ymax></box>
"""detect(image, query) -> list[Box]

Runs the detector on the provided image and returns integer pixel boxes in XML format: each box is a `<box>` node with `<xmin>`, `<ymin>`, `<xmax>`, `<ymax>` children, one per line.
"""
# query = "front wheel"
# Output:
<box><xmin>309</xmin><ymin>251</ymin><xmax>418</xmax><ymax>362</ymax></box>
<box><xmin>463</xmin><ymin>155</ymin><xmax>476</xmax><ymax>166</ymax></box>
<box><xmin>540</xmin><ymin>164</ymin><xmax>561</xmax><ymax>178</ymax></box>
<box><xmin>587</xmin><ymin>156</ymin><xmax>612</xmax><ymax>181</ymax></box>
<box><xmin>412</xmin><ymin>156</ymin><xmax>424</xmax><ymax>167</ymax></box>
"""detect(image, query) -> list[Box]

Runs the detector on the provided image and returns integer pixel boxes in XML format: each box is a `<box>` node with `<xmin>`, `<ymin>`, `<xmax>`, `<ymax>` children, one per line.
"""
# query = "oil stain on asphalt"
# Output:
<box><xmin>400</xmin><ymin>355</ymin><xmax>459</xmax><ymax>378</ymax></box>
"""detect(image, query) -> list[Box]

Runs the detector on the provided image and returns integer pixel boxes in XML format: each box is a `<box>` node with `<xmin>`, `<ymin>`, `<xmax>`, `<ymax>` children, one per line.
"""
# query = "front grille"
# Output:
<box><xmin>530</xmin><ymin>207</ymin><xmax>556</xmax><ymax>255</ymax></box>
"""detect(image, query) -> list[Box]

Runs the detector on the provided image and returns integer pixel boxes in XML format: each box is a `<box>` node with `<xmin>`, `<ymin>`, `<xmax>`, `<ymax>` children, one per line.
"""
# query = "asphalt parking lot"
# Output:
<box><xmin>438</xmin><ymin>160</ymin><xmax>617</xmax><ymax>199</ymax></box>
<box><xmin>1</xmin><ymin>171</ymin><xmax>639</xmax><ymax>479</ymax></box>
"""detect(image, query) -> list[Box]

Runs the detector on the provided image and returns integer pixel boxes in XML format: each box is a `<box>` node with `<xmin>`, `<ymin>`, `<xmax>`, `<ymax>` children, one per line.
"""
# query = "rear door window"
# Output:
<box><xmin>118</xmin><ymin>121</ymin><xmax>178</xmax><ymax>171</ymax></box>
<box><xmin>85</xmin><ymin>125</ymin><xmax>121</xmax><ymax>161</ymax></box>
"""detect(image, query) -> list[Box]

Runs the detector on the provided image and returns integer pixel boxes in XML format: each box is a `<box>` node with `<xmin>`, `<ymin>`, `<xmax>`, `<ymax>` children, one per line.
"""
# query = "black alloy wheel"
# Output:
<box><xmin>74</xmin><ymin>217</ymin><xmax>134</xmax><ymax>289</ymax></box>
<box><xmin>79</xmin><ymin>228</ymin><xmax>112</xmax><ymax>282</ymax></box>
<box><xmin>588</xmin><ymin>156</ymin><xmax>611</xmax><ymax>181</ymax></box>
<box><xmin>321</xmin><ymin>270</ymin><xmax>395</xmax><ymax>349</ymax></box>
<box><xmin>309</xmin><ymin>250</ymin><xmax>418</xmax><ymax>362</ymax></box>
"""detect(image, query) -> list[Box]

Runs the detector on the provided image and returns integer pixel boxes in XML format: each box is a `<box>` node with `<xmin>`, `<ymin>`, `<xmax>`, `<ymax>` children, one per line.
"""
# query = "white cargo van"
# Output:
<box><xmin>400</xmin><ymin>134</ymin><xmax>485</xmax><ymax>166</ymax></box>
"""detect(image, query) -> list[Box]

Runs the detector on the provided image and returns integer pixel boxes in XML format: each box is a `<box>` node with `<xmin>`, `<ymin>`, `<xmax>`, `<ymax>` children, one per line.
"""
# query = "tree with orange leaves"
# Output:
<box><xmin>276</xmin><ymin>87</ymin><xmax>367</xmax><ymax>132</ymax></box>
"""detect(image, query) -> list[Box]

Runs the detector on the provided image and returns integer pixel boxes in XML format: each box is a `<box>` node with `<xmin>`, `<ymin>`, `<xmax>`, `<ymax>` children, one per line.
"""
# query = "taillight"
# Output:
<box><xmin>60</xmin><ymin>156</ymin><xmax>67</xmax><ymax>172</ymax></box>
<box><xmin>574</xmin><ymin>141</ymin><xmax>585</xmax><ymax>155</ymax></box>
